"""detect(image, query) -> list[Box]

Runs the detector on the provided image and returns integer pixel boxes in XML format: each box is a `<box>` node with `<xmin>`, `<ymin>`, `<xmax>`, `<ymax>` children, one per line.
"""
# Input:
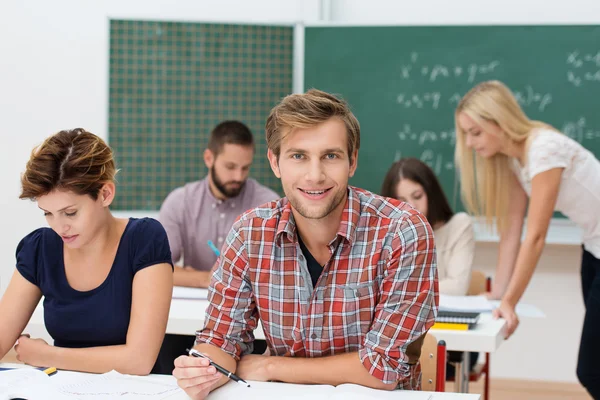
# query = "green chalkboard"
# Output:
<box><xmin>305</xmin><ymin>25</ymin><xmax>600</xmax><ymax>214</ymax></box>
<box><xmin>109</xmin><ymin>20</ymin><xmax>293</xmax><ymax>210</ymax></box>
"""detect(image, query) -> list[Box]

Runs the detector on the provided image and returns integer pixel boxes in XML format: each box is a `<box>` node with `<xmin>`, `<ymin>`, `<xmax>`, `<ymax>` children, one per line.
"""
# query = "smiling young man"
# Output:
<box><xmin>172</xmin><ymin>90</ymin><xmax>438</xmax><ymax>399</ymax></box>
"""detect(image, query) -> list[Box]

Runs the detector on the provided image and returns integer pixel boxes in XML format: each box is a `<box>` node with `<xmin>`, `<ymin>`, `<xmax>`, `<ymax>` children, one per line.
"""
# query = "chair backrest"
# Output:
<box><xmin>467</xmin><ymin>270</ymin><xmax>488</xmax><ymax>296</ymax></box>
<box><xmin>419</xmin><ymin>332</ymin><xmax>446</xmax><ymax>392</ymax></box>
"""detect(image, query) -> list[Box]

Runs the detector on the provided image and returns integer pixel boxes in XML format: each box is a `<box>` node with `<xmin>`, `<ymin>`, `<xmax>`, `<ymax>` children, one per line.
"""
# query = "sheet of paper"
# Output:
<box><xmin>489</xmin><ymin>300</ymin><xmax>546</xmax><ymax>318</ymax></box>
<box><xmin>54</xmin><ymin>370</ymin><xmax>182</xmax><ymax>399</ymax></box>
<box><xmin>0</xmin><ymin>368</ymin><xmax>58</xmax><ymax>399</ymax></box>
<box><xmin>439</xmin><ymin>294</ymin><xmax>545</xmax><ymax>318</ymax></box>
<box><xmin>439</xmin><ymin>294</ymin><xmax>494</xmax><ymax>312</ymax></box>
<box><xmin>0</xmin><ymin>369</ymin><xmax>183</xmax><ymax>400</ymax></box>
<box><xmin>172</xmin><ymin>286</ymin><xmax>209</xmax><ymax>300</ymax></box>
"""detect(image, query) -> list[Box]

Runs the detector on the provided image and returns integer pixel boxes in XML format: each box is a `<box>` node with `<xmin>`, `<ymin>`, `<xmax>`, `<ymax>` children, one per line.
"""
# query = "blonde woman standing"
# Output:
<box><xmin>454</xmin><ymin>80</ymin><xmax>600</xmax><ymax>398</ymax></box>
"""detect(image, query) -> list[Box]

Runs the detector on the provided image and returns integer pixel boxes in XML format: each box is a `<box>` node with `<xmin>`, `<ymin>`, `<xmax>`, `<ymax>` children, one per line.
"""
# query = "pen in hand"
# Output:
<box><xmin>186</xmin><ymin>348</ymin><xmax>250</xmax><ymax>388</ymax></box>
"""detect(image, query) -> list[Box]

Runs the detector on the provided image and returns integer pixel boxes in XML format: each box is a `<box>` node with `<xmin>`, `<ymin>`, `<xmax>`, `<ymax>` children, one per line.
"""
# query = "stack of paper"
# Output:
<box><xmin>439</xmin><ymin>294</ymin><xmax>545</xmax><ymax>318</ymax></box>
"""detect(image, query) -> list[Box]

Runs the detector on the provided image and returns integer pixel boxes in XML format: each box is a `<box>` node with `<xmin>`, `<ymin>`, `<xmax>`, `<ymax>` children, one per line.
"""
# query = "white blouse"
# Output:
<box><xmin>511</xmin><ymin>129</ymin><xmax>600</xmax><ymax>258</ymax></box>
<box><xmin>434</xmin><ymin>212</ymin><xmax>475</xmax><ymax>295</ymax></box>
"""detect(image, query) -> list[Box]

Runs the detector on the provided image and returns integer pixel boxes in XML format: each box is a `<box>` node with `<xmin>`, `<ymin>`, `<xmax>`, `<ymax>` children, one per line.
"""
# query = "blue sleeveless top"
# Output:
<box><xmin>16</xmin><ymin>218</ymin><xmax>173</xmax><ymax>348</ymax></box>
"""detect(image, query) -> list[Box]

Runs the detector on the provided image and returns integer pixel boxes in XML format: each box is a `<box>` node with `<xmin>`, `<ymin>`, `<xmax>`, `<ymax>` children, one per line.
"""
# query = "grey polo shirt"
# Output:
<box><xmin>158</xmin><ymin>178</ymin><xmax>279</xmax><ymax>271</ymax></box>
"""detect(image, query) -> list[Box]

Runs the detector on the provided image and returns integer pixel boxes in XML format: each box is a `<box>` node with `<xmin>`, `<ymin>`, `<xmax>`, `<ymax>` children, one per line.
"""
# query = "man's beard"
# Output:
<box><xmin>211</xmin><ymin>167</ymin><xmax>245</xmax><ymax>198</ymax></box>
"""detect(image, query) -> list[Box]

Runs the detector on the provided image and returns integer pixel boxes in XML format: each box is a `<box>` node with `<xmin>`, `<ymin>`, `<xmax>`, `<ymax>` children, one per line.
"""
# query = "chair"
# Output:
<box><xmin>419</xmin><ymin>332</ymin><xmax>447</xmax><ymax>392</ymax></box>
<box><xmin>448</xmin><ymin>270</ymin><xmax>492</xmax><ymax>399</ymax></box>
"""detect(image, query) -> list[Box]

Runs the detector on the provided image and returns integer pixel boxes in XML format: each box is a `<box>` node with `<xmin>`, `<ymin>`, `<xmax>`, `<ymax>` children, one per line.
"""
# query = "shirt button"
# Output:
<box><xmin>217</xmin><ymin>237</ymin><xmax>223</xmax><ymax>243</ymax></box>
<box><xmin>298</xmin><ymin>255</ymin><xmax>305</xmax><ymax>261</ymax></box>
<box><xmin>231</xmin><ymin>203</ymin><xmax>235</xmax><ymax>208</ymax></box>
<box><xmin>212</xmin><ymin>204</ymin><xmax>216</xmax><ymax>209</ymax></box>
<box><xmin>220</xmin><ymin>213</ymin><xmax>225</xmax><ymax>218</ymax></box>
<box><xmin>310</xmin><ymin>333</ymin><xmax>317</xmax><ymax>339</ymax></box>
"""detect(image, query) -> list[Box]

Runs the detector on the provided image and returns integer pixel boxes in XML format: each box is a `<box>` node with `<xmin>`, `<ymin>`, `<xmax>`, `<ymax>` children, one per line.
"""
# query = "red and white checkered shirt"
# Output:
<box><xmin>196</xmin><ymin>187</ymin><xmax>438</xmax><ymax>388</ymax></box>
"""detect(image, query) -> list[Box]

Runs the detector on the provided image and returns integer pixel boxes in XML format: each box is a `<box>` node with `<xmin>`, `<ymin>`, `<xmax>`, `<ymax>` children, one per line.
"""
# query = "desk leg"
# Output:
<box><xmin>453</xmin><ymin>351</ymin><xmax>470</xmax><ymax>393</ymax></box>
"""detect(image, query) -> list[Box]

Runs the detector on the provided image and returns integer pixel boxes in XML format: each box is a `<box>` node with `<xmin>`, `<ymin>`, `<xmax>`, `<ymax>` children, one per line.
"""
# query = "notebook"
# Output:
<box><xmin>436</xmin><ymin>311</ymin><xmax>480</xmax><ymax>327</ymax></box>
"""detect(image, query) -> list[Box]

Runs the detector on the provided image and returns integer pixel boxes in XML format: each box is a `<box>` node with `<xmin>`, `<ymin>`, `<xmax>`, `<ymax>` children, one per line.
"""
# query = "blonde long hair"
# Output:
<box><xmin>454</xmin><ymin>81</ymin><xmax>555</xmax><ymax>233</ymax></box>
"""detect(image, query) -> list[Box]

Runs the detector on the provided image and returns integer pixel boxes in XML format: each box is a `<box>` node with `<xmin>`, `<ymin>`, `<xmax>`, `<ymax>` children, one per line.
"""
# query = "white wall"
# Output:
<box><xmin>2</xmin><ymin>0</ymin><xmax>598</xmax><ymax>384</ymax></box>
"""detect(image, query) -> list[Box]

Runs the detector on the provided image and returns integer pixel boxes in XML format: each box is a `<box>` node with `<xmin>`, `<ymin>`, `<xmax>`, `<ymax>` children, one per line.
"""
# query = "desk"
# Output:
<box><xmin>27</xmin><ymin>298</ymin><xmax>267</xmax><ymax>341</ymax></box>
<box><xmin>430</xmin><ymin>314</ymin><xmax>506</xmax><ymax>393</ymax></box>
<box><xmin>0</xmin><ymin>363</ymin><xmax>480</xmax><ymax>399</ymax></box>
<box><xmin>26</xmin><ymin>299</ymin><xmax>502</xmax><ymax>394</ymax></box>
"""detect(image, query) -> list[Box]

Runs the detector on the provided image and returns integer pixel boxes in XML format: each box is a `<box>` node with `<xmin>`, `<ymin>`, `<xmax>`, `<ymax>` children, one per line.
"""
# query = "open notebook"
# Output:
<box><xmin>209</xmin><ymin>380</ymin><xmax>460</xmax><ymax>400</ymax></box>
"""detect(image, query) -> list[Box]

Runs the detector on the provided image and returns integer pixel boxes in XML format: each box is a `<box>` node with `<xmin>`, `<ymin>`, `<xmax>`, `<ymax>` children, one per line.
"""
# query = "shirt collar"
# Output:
<box><xmin>275</xmin><ymin>186</ymin><xmax>361</xmax><ymax>246</ymax></box>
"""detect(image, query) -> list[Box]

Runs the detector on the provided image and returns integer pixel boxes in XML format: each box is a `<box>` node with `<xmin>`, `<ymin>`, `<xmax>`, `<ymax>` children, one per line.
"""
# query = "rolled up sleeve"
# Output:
<box><xmin>195</xmin><ymin>221</ymin><xmax>258</xmax><ymax>360</ymax></box>
<box><xmin>358</xmin><ymin>212</ymin><xmax>438</xmax><ymax>388</ymax></box>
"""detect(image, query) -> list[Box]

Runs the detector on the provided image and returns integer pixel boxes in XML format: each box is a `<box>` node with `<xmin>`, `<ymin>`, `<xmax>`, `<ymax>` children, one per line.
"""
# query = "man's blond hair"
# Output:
<box><xmin>265</xmin><ymin>89</ymin><xmax>360</xmax><ymax>161</ymax></box>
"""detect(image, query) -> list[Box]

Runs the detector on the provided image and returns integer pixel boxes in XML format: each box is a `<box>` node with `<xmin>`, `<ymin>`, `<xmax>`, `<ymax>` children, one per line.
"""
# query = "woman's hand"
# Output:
<box><xmin>14</xmin><ymin>335</ymin><xmax>51</xmax><ymax>367</ymax></box>
<box><xmin>492</xmin><ymin>301</ymin><xmax>519</xmax><ymax>339</ymax></box>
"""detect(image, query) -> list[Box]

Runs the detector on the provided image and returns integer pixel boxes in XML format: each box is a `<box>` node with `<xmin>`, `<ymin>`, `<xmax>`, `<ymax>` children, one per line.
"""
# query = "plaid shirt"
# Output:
<box><xmin>196</xmin><ymin>187</ymin><xmax>438</xmax><ymax>388</ymax></box>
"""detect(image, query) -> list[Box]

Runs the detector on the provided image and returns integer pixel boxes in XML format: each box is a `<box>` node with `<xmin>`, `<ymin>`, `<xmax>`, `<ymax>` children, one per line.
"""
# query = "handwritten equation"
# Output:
<box><xmin>396</xmin><ymin>86</ymin><xmax>552</xmax><ymax>112</ymax></box>
<box><xmin>397</xmin><ymin>124</ymin><xmax>455</xmax><ymax>146</ymax></box>
<box><xmin>394</xmin><ymin>149</ymin><xmax>455</xmax><ymax>176</ymax></box>
<box><xmin>562</xmin><ymin>117</ymin><xmax>600</xmax><ymax>142</ymax></box>
<box><xmin>399</xmin><ymin>52</ymin><xmax>500</xmax><ymax>83</ymax></box>
<box><xmin>566</xmin><ymin>50</ymin><xmax>600</xmax><ymax>87</ymax></box>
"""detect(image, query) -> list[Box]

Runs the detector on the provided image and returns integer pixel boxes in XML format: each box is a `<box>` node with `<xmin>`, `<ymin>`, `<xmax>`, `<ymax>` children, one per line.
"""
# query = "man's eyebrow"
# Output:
<box><xmin>284</xmin><ymin>148</ymin><xmax>307</xmax><ymax>154</ymax></box>
<box><xmin>322</xmin><ymin>147</ymin><xmax>345</xmax><ymax>154</ymax></box>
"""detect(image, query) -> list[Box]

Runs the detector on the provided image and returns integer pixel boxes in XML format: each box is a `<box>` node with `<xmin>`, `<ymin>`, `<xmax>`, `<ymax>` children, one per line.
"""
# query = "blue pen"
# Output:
<box><xmin>207</xmin><ymin>240</ymin><xmax>220</xmax><ymax>256</ymax></box>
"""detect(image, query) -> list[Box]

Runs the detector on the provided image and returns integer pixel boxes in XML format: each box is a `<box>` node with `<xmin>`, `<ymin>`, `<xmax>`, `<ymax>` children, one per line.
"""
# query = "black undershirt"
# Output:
<box><xmin>297</xmin><ymin>234</ymin><xmax>323</xmax><ymax>289</ymax></box>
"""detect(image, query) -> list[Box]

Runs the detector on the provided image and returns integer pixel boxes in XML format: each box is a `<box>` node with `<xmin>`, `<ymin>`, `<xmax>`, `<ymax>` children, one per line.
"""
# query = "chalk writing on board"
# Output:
<box><xmin>398</xmin><ymin>87</ymin><xmax>552</xmax><ymax>112</ymax></box>
<box><xmin>394</xmin><ymin>149</ymin><xmax>455</xmax><ymax>176</ymax></box>
<box><xmin>400</xmin><ymin>52</ymin><xmax>500</xmax><ymax>83</ymax></box>
<box><xmin>397</xmin><ymin>124</ymin><xmax>456</xmax><ymax>146</ymax></box>
<box><xmin>562</xmin><ymin>118</ymin><xmax>600</xmax><ymax>142</ymax></box>
<box><xmin>396</xmin><ymin>92</ymin><xmax>442</xmax><ymax>109</ymax></box>
<box><xmin>394</xmin><ymin>119</ymin><xmax>599</xmax><ymax>176</ymax></box>
<box><xmin>450</xmin><ymin>87</ymin><xmax>552</xmax><ymax>112</ymax></box>
<box><xmin>566</xmin><ymin>50</ymin><xmax>600</xmax><ymax>87</ymax></box>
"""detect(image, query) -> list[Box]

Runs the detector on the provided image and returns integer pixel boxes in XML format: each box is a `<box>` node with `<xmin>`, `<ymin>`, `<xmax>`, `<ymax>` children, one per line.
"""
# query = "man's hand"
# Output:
<box><xmin>236</xmin><ymin>354</ymin><xmax>273</xmax><ymax>382</ymax></box>
<box><xmin>172</xmin><ymin>355</ymin><xmax>222</xmax><ymax>399</ymax></box>
<box><xmin>14</xmin><ymin>335</ymin><xmax>50</xmax><ymax>367</ymax></box>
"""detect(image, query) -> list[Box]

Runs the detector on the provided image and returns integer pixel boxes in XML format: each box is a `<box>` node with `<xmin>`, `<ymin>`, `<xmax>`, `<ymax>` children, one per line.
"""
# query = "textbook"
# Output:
<box><xmin>209</xmin><ymin>380</ymin><xmax>472</xmax><ymax>399</ymax></box>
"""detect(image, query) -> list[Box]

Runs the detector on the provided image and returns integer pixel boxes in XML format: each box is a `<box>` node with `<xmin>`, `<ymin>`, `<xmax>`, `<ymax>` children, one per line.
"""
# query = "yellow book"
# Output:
<box><xmin>431</xmin><ymin>322</ymin><xmax>470</xmax><ymax>331</ymax></box>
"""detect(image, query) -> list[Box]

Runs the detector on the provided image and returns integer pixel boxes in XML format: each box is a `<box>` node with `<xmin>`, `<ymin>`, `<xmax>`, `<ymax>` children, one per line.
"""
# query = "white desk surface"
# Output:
<box><xmin>28</xmin><ymin>299</ymin><xmax>504</xmax><ymax>353</ymax></box>
<box><xmin>430</xmin><ymin>313</ymin><xmax>506</xmax><ymax>353</ymax></box>
<box><xmin>0</xmin><ymin>363</ymin><xmax>480</xmax><ymax>399</ymax></box>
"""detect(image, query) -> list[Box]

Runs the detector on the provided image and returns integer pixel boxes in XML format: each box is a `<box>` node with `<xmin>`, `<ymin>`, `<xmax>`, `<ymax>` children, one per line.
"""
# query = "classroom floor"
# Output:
<box><xmin>1</xmin><ymin>349</ymin><xmax>591</xmax><ymax>399</ymax></box>
<box><xmin>461</xmin><ymin>378</ymin><xmax>591</xmax><ymax>400</ymax></box>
